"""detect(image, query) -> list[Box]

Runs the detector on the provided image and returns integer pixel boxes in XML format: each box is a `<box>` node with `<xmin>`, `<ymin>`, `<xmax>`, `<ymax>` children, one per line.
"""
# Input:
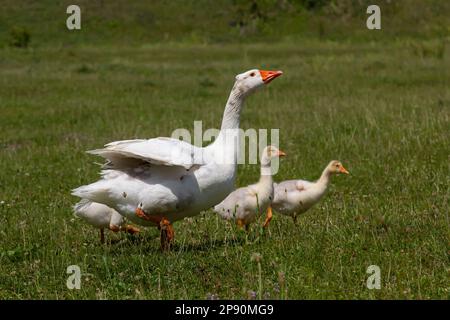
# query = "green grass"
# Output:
<box><xmin>2</xmin><ymin>0</ymin><xmax>450</xmax><ymax>47</ymax></box>
<box><xmin>0</xmin><ymin>39</ymin><xmax>449</xmax><ymax>299</ymax></box>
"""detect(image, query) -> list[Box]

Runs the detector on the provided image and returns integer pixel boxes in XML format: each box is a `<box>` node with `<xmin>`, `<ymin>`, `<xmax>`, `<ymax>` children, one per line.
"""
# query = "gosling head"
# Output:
<box><xmin>327</xmin><ymin>160</ymin><xmax>350</xmax><ymax>175</ymax></box>
<box><xmin>234</xmin><ymin>69</ymin><xmax>283</xmax><ymax>95</ymax></box>
<box><xmin>261</xmin><ymin>145</ymin><xmax>287</xmax><ymax>167</ymax></box>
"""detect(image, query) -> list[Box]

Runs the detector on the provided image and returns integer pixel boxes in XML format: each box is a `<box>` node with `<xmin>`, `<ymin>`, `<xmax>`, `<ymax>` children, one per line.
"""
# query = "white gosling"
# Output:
<box><xmin>214</xmin><ymin>145</ymin><xmax>286</xmax><ymax>230</ymax></box>
<box><xmin>74</xmin><ymin>199</ymin><xmax>140</xmax><ymax>243</ymax></box>
<box><xmin>272</xmin><ymin>160</ymin><xmax>349</xmax><ymax>223</ymax></box>
<box><xmin>72</xmin><ymin>69</ymin><xmax>283</xmax><ymax>250</ymax></box>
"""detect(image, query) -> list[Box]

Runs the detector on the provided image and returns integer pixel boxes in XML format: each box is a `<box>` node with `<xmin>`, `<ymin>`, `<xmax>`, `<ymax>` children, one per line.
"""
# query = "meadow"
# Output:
<box><xmin>0</xmin><ymin>38</ymin><xmax>448</xmax><ymax>299</ymax></box>
<box><xmin>0</xmin><ymin>0</ymin><xmax>449</xmax><ymax>300</ymax></box>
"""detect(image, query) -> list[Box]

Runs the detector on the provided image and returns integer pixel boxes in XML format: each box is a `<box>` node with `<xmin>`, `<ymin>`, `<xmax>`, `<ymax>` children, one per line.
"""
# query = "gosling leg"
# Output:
<box><xmin>263</xmin><ymin>206</ymin><xmax>273</xmax><ymax>228</ymax></box>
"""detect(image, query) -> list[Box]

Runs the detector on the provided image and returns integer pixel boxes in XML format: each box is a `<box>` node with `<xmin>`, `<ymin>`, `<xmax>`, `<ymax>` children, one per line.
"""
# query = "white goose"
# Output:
<box><xmin>214</xmin><ymin>145</ymin><xmax>286</xmax><ymax>230</ymax></box>
<box><xmin>74</xmin><ymin>199</ymin><xmax>140</xmax><ymax>243</ymax></box>
<box><xmin>72</xmin><ymin>69</ymin><xmax>283</xmax><ymax>249</ymax></box>
<box><xmin>271</xmin><ymin>160</ymin><xmax>349</xmax><ymax>223</ymax></box>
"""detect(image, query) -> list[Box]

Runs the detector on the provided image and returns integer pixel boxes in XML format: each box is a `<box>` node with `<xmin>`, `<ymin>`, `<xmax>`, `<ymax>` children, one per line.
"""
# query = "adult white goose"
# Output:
<box><xmin>72</xmin><ymin>69</ymin><xmax>283</xmax><ymax>249</ymax></box>
<box><xmin>271</xmin><ymin>160</ymin><xmax>349</xmax><ymax>223</ymax></box>
<box><xmin>214</xmin><ymin>145</ymin><xmax>286</xmax><ymax>230</ymax></box>
<box><xmin>74</xmin><ymin>199</ymin><xmax>140</xmax><ymax>243</ymax></box>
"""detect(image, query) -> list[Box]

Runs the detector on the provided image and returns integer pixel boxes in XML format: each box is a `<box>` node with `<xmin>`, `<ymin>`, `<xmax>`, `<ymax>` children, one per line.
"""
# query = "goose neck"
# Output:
<box><xmin>317</xmin><ymin>167</ymin><xmax>331</xmax><ymax>187</ymax></box>
<box><xmin>259</xmin><ymin>165</ymin><xmax>273</xmax><ymax>182</ymax></box>
<box><xmin>220</xmin><ymin>82</ymin><xmax>246</xmax><ymax>131</ymax></box>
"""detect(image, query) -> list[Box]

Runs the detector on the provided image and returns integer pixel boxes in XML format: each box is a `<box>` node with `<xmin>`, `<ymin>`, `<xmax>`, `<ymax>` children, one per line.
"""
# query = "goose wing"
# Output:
<box><xmin>88</xmin><ymin>137</ymin><xmax>205</xmax><ymax>170</ymax></box>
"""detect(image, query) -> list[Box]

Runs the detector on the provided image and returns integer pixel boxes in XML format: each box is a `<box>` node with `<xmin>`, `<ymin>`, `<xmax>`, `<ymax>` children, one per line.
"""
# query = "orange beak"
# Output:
<box><xmin>259</xmin><ymin>70</ymin><xmax>283</xmax><ymax>84</ymax></box>
<box><xmin>339</xmin><ymin>166</ymin><xmax>350</xmax><ymax>174</ymax></box>
<box><xmin>277</xmin><ymin>150</ymin><xmax>287</xmax><ymax>157</ymax></box>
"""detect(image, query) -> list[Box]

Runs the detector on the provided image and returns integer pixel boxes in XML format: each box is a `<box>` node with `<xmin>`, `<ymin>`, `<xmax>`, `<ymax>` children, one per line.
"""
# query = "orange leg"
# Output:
<box><xmin>123</xmin><ymin>224</ymin><xmax>140</xmax><ymax>234</ymax></box>
<box><xmin>237</xmin><ymin>219</ymin><xmax>250</xmax><ymax>232</ymax></box>
<box><xmin>109</xmin><ymin>224</ymin><xmax>140</xmax><ymax>234</ymax></box>
<box><xmin>136</xmin><ymin>206</ymin><xmax>160</xmax><ymax>223</ymax></box>
<box><xmin>159</xmin><ymin>218</ymin><xmax>174</xmax><ymax>251</ymax></box>
<box><xmin>263</xmin><ymin>206</ymin><xmax>273</xmax><ymax>228</ymax></box>
<box><xmin>136</xmin><ymin>206</ymin><xmax>173</xmax><ymax>250</ymax></box>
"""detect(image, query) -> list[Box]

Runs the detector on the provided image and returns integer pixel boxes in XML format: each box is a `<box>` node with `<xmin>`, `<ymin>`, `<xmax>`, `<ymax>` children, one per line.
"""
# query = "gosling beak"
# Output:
<box><xmin>277</xmin><ymin>150</ymin><xmax>287</xmax><ymax>157</ymax></box>
<box><xmin>260</xmin><ymin>70</ymin><xmax>283</xmax><ymax>84</ymax></box>
<box><xmin>340</xmin><ymin>166</ymin><xmax>350</xmax><ymax>174</ymax></box>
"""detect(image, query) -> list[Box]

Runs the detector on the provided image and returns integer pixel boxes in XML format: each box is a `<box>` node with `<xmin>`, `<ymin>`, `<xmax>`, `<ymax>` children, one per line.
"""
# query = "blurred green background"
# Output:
<box><xmin>1</xmin><ymin>0</ymin><xmax>449</xmax><ymax>47</ymax></box>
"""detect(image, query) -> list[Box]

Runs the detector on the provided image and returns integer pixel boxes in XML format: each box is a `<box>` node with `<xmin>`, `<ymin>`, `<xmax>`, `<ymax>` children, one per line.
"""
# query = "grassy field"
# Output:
<box><xmin>0</xmin><ymin>38</ymin><xmax>448</xmax><ymax>299</ymax></box>
<box><xmin>1</xmin><ymin>0</ymin><xmax>450</xmax><ymax>300</ymax></box>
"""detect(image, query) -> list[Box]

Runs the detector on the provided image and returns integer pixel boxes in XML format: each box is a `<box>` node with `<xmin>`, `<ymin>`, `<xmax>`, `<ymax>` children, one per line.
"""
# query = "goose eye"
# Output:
<box><xmin>250</xmin><ymin>72</ymin><xmax>255</xmax><ymax>77</ymax></box>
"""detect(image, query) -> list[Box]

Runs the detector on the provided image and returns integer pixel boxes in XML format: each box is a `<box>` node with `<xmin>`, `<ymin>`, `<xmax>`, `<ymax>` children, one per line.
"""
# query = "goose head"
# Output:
<box><xmin>234</xmin><ymin>69</ymin><xmax>283</xmax><ymax>96</ymax></box>
<box><xmin>327</xmin><ymin>160</ymin><xmax>350</xmax><ymax>175</ymax></box>
<box><xmin>261</xmin><ymin>145</ymin><xmax>286</xmax><ymax>166</ymax></box>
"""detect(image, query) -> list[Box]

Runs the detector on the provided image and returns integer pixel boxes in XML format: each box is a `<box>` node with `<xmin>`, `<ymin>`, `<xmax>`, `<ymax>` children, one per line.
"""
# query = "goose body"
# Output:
<box><xmin>272</xmin><ymin>160</ymin><xmax>349</xmax><ymax>221</ymax></box>
<box><xmin>74</xmin><ymin>140</ymin><xmax>236</xmax><ymax>226</ymax></box>
<box><xmin>214</xmin><ymin>146</ymin><xmax>285</xmax><ymax>227</ymax></box>
<box><xmin>72</xmin><ymin>69</ymin><xmax>283</xmax><ymax>247</ymax></box>
<box><xmin>272</xmin><ymin>179</ymin><xmax>325</xmax><ymax>216</ymax></box>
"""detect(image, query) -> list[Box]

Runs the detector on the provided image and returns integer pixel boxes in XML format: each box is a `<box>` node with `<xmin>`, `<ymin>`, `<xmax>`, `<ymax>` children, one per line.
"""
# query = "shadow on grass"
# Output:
<box><xmin>99</xmin><ymin>224</ymin><xmax>273</xmax><ymax>254</ymax></box>
<box><xmin>172</xmin><ymin>236</ymin><xmax>247</xmax><ymax>253</ymax></box>
<box><xmin>106</xmin><ymin>232</ymin><xmax>249</xmax><ymax>254</ymax></box>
